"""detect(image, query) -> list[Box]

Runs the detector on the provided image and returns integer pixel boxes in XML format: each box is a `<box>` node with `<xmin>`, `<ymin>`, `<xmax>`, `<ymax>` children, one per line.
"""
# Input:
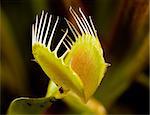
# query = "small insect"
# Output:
<box><xmin>32</xmin><ymin>7</ymin><xmax>108</xmax><ymax>102</ymax></box>
<box><xmin>59</xmin><ymin>87</ymin><xmax>64</xmax><ymax>94</ymax></box>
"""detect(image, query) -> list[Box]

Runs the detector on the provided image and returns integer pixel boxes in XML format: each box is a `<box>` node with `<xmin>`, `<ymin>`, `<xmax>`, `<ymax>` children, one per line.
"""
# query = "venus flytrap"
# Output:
<box><xmin>32</xmin><ymin>8</ymin><xmax>108</xmax><ymax>102</ymax></box>
<box><xmin>7</xmin><ymin>7</ymin><xmax>108</xmax><ymax>115</ymax></box>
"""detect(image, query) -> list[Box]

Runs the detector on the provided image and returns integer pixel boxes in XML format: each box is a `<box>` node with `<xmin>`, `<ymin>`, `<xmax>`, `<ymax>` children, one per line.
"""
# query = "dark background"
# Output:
<box><xmin>0</xmin><ymin>0</ymin><xmax>149</xmax><ymax>114</ymax></box>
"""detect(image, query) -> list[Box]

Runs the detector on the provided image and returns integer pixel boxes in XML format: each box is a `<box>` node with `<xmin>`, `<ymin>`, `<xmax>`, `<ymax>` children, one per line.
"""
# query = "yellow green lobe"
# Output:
<box><xmin>32</xmin><ymin>43</ymin><xmax>84</xmax><ymax>100</ymax></box>
<box><xmin>65</xmin><ymin>34</ymin><xmax>107</xmax><ymax>102</ymax></box>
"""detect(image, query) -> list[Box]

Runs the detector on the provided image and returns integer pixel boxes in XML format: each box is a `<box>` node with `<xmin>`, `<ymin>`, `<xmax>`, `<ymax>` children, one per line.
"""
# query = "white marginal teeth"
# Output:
<box><xmin>32</xmin><ymin>11</ymin><xmax>59</xmax><ymax>49</ymax></box>
<box><xmin>39</xmin><ymin>13</ymin><xmax>48</xmax><ymax>43</ymax></box>
<box><xmin>61</xmin><ymin>29</ymin><xmax>74</xmax><ymax>44</ymax></box>
<box><xmin>35</xmin><ymin>15</ymin><xmax>38</xmax><ymax>41</ymax></box>
<box><xmin>69</xmin><ymin>7</ymin><xmax>84</xmax><ymax>34</ymax></box>
<box><xmin>81</xmin><ymin>17</ymin><xmax>90</xmax><ymax>34</ymax></box>
<box><xmin>47</xmin><ymin>16</ymin><xmax>59</xmax><ymax>50</ymax></box>
<box><xmin>63</xmin><ymin>41</ymin><xmax>70</xmax><ymax>50</ymax></box>
<box><xmin>79</xmin><ymin>8</ymin><xmax>94</xmax><ymax>37</ymax></box>
<box><xmin>65</xmin><ymin>18</ymin><xmax>78</xmax><ymax>39</ymax></box>
<box><xmin>67</xmin><ymin>35</ymin><xmax>74</xmax><ymax>45</ymax></box>
<box><xmin>43</xmin><ymin>15</ymin><xmax>52</xmax><ymax>45</ymax></box>
<box><xmin>37</xmin><ymin>10</ymin><xmax>44</xmax><ymax>42</ymax></box>
<box><xmin>89</xmin><ymin>16</ymin><xmax>98</xmax><ymax>37</ymax></box>
<box><xmin>32</xmin><ymin>11</ymin><xmax>68</xmax><ymax>60</ymax></box>
<box><xmin>32</xmin><ymin>24</ymin><xmax>35</xmax><ymax>45</ymax></box>
<box><xmin>65</xmin><ymin>39</ymin><xmax>72</xmax><ymax>48</ymax></box>
<box><xmin>66</xmin><ymin>7</ymin><xmax>97</xmax><ymax>40</ymax></box>
<box><xmin>70</xmin><ymin>7</ymin><xmax>87</xmax><ymax>34</ymax></box>
<box><xmin>54</xmin><ymin>29</ymin><xmax>68</xmax><ymax>56</ymax></box>
<box><xmin>32</xmin><ymin>8</ymin><xmax>97</xmax><ymax>61</ymax></box>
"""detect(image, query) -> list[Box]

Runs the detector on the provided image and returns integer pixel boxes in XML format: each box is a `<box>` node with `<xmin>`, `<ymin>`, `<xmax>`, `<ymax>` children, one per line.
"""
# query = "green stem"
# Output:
<box><xmin>45</xmin><ymin>80</ymin><xmax>106</xmax><ymax>114</ymax></box>
<box><xmin>45</xmin><ymin>80</ymin><xmax>59</xmax><ymax>98</ymax></box>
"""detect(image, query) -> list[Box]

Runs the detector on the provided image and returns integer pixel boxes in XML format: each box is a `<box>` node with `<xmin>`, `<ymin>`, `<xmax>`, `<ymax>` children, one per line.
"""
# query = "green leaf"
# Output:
<box><xmin>7</xmin><ymin>97</ymin><xmax>55</xmax><ymax>115</ymax></box>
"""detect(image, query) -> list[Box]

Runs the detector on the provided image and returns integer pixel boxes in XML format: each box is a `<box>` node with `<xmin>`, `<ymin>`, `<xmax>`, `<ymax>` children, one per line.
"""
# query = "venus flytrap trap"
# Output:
<box><xmin>32</xmin><ymin>7</ymin><xmax>108</xmax><ymax>102</ymax></box>
<box><xmin>8</xmin><ymin>7</ymin><xmax>109</xmax><ymax>114</ymax></box>
<box><xmin>63</xmin><ymin>7</ymin><xmax>109</xmax><ymax>102</ymax></box>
